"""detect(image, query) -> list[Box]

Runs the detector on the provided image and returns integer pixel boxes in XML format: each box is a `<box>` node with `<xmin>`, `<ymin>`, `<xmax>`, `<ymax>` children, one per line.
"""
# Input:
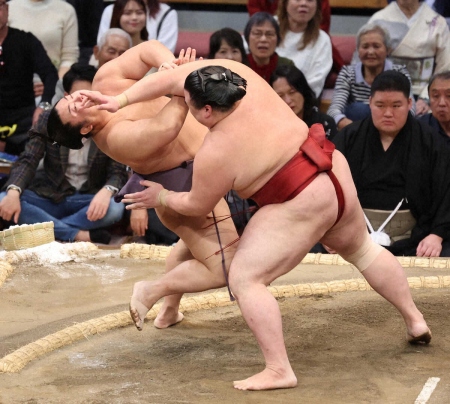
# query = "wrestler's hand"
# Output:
<box><xmin>416</xmin><ymin>234</ymin><xmax>443</xmax><ymax>257</ymax></box>
<box><xmin>130</xmin><ymin>209</ymin><xmax>148</xmax><ymax>236</ymax></box>
<box><xmin>123</xmin><ymin>180</ymin><xmax>164</xmax><ymax>210</ymax></box>
<box><xmin>173</xmin><ymin>47</ymin><xmax>202</xmax><ymax>66</ymax></box>
<box><xmin>158</xmin><ymin>61</ymin><xmax>178</xmax><ymax>71</ymax></box>
<box><xmin>86</xmin><ymin>188</ymin><xmax>112</xmax><ymax>221</ymax></box>
<box><xmin>78</xmin><ymin>90</ymin><xmax>120</xmax><ymax>113</ymax></box>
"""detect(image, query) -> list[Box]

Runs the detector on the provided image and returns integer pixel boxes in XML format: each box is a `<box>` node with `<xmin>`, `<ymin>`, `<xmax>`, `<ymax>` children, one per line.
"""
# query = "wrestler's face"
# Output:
<box><xmin>214</xmin><ymin>40</ymin><xmax>243</xmax><ymax>63</ymax></box>
<box><xmin>370</xmin><ymin>91</ymin><xmax>412</xmax><ymax>137</ymax></box>
<box><xmin>94</xmin><ymin>34</ymin><xmax>131</xmax><ymax>67</ymax></box>
<box><xmin>358</xmin><ymin>31</ymin><xmax>388</xmax><ymax>71</ymax></box>
<box><xmin>429</xmin><ymin>78</ymin><xmax>450</xmax><ymax>126</ymax></box>
<box><xmin>248</xmin><ymin>21</ymin><xmax>278</xmax><ymax>65</ymax></box>
<box><xmin>272</xmin><ymin>77</ymin><xmax>305</xmax><ymax>119</ymax></box>
<box><xmin>286</xmin><ymin>0</ymin><xmax>317</xmax><ymax>30</ymax></box>
<box><xmin>55</xmin><ymin>90</ymin><xmax>94</xmax><ymax>127</ymax></box>
<box><xmin>120</xmin><ymin>0</ymin><xmax>146</xmax><ymax>37</ymax></box>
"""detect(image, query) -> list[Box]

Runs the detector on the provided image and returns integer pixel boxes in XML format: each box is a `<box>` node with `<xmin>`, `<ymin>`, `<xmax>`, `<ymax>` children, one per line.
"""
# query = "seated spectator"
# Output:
<box><xmin>248</xmin><ymin>0</ymin><xmax>344</xmax><ymax>88</ymax></box>
<box><xmin>328</xmin><ymin>23</ymin><xmax>415</xmax><ymax>130</ymax></box>
<box><xmin>208</xmin><ymin>27</ymin><xmax>249</xmax><ymax>65</ymax></box>
<box><xmin>276</xmin><ymin>0</ymin><xmax>332</xmax><ymax>98</ymax></box>
<box><xmin>368</xmin><ymin>0</ymin><xmax>450</xmax><ymax>116</ymax></box>
<box><xmin>98</xmin><ymin>0</ymin><xmax>178</xmax><ymax>52</ymax></box>
<box><xmin>66</xmin><ymin>0</ymin><xmax>104</xmax><ymax>65</ymax></box>
<box><xmin>334</xmin><ymin>70</ymin><xmax>450</xmax><ymax>257</ymax></box>
<box><xmin>0</xmin><ymin>64</ymin><xmax>127</xmax><ymax>244</ymax></box>
<box><xmin>0</xmin><ymin>0</ymin><xmax>58</xmax><ymax>156</ymax></box>
<box><xmin>108</xmin><ymin>0</ymin><xmax>148</xmax><ymax>47</ymax></box>
<box><xmin>8</xmin><ymin>0</ymin><xmax>79</xmax><ymax>79</ymax></box>
<box><xmin>244</xmin><ymin>12</ymin><xmax>294</xmax><ymax>82</ymax></box>
<box><xmin>52</xmin><ymin>28</ymin><xmax>133</xmax><ymax>104</ymax></box>
<box><xmin>419</xmin><ymin>71</ymin><xmax>450</xmax><ymax>145</ymax></box>
<box><xmin>271</xmin><ymin>64</ymin><xmax>337</xmax><ymax>139</ymax></box>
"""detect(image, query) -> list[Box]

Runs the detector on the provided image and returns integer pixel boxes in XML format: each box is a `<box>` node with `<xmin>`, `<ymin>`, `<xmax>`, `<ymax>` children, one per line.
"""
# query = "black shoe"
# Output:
<box><xmin>89</xmin><ymin>229</ymin><xmax>112</xmax><ymax>244</ymax></box>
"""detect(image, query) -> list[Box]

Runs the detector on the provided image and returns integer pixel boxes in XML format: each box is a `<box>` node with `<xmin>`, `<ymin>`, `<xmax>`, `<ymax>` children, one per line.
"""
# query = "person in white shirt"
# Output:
<box><xmin>275</xmin><ymin>0</ymin><xmax>332</xmax><ymax>98</ymax></box>
<box><xmin>98</xmin><ymin>0</ymin><xmax>178</xmax><ymax>52</ymax></box>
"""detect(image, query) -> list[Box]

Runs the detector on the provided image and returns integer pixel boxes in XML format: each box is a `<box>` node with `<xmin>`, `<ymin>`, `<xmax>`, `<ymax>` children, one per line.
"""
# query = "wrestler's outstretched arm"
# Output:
<box><xmin>93</xmin><ymin>40</ymin><xmax>176</xmax><ymax>92</ymax></box>
<box><xmin>79</xmin><ymin>59</ymin><xmax>227</xmax><ymax>112</ymax></box>
<box><xmin>123</xmin><ymin>132</ymin><xmax>237</xmax><ymax>217</ymax></box>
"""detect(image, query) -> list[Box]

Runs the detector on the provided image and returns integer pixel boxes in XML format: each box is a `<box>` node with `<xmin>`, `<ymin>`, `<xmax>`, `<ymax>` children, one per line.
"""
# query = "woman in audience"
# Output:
<box><xmin>98</xmin><ymin>0</ymin><xmax>178</xmax><ymax>52</ymax></box>
<box><xmin>328</xmin><ymin>23</ymin><xmax>415</xmax><ymax>130</ymax></box>
<box><xmin>208</xmin><ymin>28</ymin><xmax>249</xmax><ymax>65</ymax></box>
<box><xmin>244</xmin><ymin>12</ymin><xmax>294</xmax><ymax>82</ymax></box>
<box><xmin>8</xmin><ymin>0</ymin><xmax>79</xmax><ymax>79</ymax></box>
<box><xmin>276</xmin><ymin>0</ymin><xmax>332</xmax><ymax>98</ymax></box>
<box><xmin>106</xmin><ymin>0</ymin><xmax>148</xmax><ymax>47</ymax></box>
<box><xmin>369</xmin><ymin>0</ymin><xmax>450</xmax><ymax>116</ymax></box>
<box><xmin>271</xmin><ymin>64</ymin><xmax>337</xmax><ymax>139</ymax></box>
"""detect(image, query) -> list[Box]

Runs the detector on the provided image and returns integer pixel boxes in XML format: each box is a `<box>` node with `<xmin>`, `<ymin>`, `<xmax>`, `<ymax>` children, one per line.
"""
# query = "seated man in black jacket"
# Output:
<box><xmin>334</xmin><ymin>70</ymin><xmax>450</xmax><ymax>257</ymax></box>
<box><xmin>419</xmin><ymin>71</ymin><xmax>450</xmax><ymax>145</ymax></box>
<box><xmin>0</xmin><ymin>0</ymin><xmax>58</xmax><ymax>155</ymax></box>
<box><xmin>0</xmin><ymin>64</ymin><xmax>127</xmax><ymax>244</ymax></box>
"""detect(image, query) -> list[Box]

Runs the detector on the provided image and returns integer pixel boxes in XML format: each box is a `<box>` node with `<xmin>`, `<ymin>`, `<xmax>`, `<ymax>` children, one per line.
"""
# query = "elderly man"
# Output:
<box><xmin>420</xmin><ymin>71</ymin><xmax>450</xmax><ymax>144</ymax></box>
<box><xmin>72</xmin><ymin>58</ymin><xmax>431</xmax><ymax>391</ymax></box>
<box><xmin>335</xmin><ymin>70</ymin><xmax>450</xmax><ymax>257</ymax></box>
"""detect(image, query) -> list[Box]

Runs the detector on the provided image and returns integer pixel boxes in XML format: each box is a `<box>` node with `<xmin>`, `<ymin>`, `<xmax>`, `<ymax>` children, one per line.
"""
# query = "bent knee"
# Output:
<box><xmin>340</xmin><ymin>232</ymin><xmax>384</xmax><ymax>272</ymax></box>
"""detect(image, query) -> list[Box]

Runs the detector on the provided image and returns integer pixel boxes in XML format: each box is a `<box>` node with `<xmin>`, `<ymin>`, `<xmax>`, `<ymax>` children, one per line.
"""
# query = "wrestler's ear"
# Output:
<box><xmin>80</xmin><ymin>124</ymin><xmax>93</xmax><ymax>136</ymax></box>
<box><xmin>203</xmin><ymin>105</ymin><xmax>213</xmax><ymax>119</ymax></box>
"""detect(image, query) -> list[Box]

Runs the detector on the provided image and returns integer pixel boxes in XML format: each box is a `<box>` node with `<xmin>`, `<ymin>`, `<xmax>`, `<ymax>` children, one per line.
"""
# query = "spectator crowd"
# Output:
<box><xmin>1</xmin><ymin>0</ymin><xmax>450</xmax><ymax>258</ymax></box>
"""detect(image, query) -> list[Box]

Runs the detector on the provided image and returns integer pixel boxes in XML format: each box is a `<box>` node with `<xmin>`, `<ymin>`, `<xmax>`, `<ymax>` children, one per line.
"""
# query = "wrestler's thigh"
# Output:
<box><xmin>157</xmin><ymin>198</ymin><xmax>239</xmax><ymax>269</ymax></box>
<box><xmin>319</xmin><ymin>151</ymin><xmax>370</xmax><ymax>256</ymax></box>
<box><xmin>229</xmin><ymin>174</ymin><xmax>338</xmax><ymax>287</ymax></box>
<box><xmin>166</xmin><ymin>238</ymin><xmax>194</xmax><ymax>271</ymax></box>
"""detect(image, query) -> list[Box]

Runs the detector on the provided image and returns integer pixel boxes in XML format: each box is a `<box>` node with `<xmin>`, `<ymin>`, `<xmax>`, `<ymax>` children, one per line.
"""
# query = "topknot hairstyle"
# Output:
<box><xmin>184</xmin><ymin>66</ymin><xmax>247</xmax><ymax>112</ymax></box>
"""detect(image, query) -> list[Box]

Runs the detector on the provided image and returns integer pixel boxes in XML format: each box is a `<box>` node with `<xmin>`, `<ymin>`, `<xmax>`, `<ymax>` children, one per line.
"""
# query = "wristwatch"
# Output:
<box><xmin>38</xmin><ymin>101</ymin><xmax>52</xmax><ymax>111</ymax></box>
<box><xmin>6</xmin><ymin>184</ymin><xmax>22</xmax><ymax>195</ymax></box>
<box><xmin>104</xmin><ymin>185</ymin><xmax>118</xmax><ymax>195</ymax></box>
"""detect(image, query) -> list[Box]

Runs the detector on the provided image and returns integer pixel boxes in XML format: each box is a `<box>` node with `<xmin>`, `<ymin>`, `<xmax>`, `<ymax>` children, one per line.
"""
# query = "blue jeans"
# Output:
<box><xmin>0</xmin><ymin>190</ymin><xmax>124</xmax><ymax>241</ymax></box>
<box><xmin>345</xmin><ymin>102</ymin><xmax>371</xmax><ymax>122</ymax></box>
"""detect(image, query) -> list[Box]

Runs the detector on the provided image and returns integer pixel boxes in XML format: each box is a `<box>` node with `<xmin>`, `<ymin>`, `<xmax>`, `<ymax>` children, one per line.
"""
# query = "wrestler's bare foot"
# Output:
<box><xmin>233</xmin><ymin>366</ymin><xmax>297</xmax><ymax>391</ymax></box>
<box><xmin>407</xmin><ymin>328</ymin><xmax>432</xmax><ymax>345</ymax></box>
<box><xmin>129</xmin><ymin>281</ymin><xmax>159</xmax><ymax>331</ymax></box>
<box><xmin>406</xmin><ymin>320</ymin><xmax>431</xmax><ymax>345</ymax></box>
<box><xmin>154</xmin><ymin>308</ymin><xmax>184</xmax><ymax>329</ymax></box>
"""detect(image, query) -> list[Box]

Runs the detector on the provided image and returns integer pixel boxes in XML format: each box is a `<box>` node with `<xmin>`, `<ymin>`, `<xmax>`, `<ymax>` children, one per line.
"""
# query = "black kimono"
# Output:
<box><xmin>333</xmin><ymin>113</ymin><xmax>450</xmax><ymax>255</ymax></box>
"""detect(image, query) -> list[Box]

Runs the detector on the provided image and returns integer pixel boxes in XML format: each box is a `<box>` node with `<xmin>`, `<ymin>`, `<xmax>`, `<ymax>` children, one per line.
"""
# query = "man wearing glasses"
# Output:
<box><xmin>0</xmin><ymin>0</ymin><xmax>58</xmax><ymax>155</ymax></box>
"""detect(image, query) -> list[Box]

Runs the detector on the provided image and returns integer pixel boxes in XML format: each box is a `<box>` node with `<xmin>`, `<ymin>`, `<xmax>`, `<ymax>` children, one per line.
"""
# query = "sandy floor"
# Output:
<box><xmin>0</xmin><ymin>244</ymin><xmax>449</xmax><ymax>404</ymax></box>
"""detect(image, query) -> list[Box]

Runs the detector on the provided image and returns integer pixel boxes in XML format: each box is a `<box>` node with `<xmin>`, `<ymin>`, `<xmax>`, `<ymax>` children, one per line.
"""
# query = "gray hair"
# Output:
<box><xmin>97</xmin><ymin>28</ymin><xmax>132</xmax><ymax>49</ymax></box>
<box><xmin>428</xmin><ymin>70</ymin><xmax>450</xmax><ymax>93</ymax></box>
<box><xmin>356</xmin><ymin>22</ymin><xmax>391</xmax><ymax>51</ymax></box>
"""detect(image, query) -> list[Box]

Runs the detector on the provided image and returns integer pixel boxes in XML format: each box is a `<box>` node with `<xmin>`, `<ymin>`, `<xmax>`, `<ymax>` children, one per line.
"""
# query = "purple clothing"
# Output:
<box><xmin>115</xmin><ymin>160</ymin><xmax>193</xmax><ymax>203</ymax></box>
